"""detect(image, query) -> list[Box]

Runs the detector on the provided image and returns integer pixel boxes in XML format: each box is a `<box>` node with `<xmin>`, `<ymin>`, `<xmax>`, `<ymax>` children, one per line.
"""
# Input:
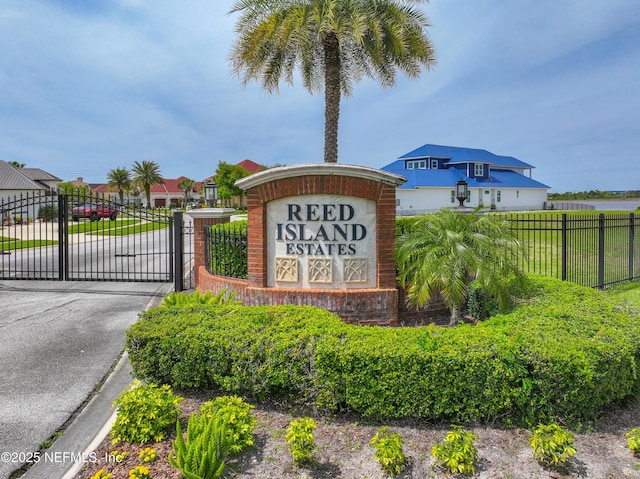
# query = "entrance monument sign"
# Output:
<box><xmin>194</xmin><ymin>163</ymin><xmax>406</xmax><ymax>325</ymax></box>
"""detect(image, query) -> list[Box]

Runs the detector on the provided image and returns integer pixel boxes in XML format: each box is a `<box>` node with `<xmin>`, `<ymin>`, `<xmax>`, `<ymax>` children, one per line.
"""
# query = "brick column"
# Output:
<box><xmin>187</xmin><ymin>208</ymin><xmax>234</xmax><ymax>287</ymax></box>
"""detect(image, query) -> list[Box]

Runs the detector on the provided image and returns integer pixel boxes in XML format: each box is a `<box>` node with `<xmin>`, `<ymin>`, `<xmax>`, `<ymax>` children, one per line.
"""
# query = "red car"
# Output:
<box><xmin>71</xmin><ymin>203</ymin><xmax>118</xmax><ymax>222</ymax></box>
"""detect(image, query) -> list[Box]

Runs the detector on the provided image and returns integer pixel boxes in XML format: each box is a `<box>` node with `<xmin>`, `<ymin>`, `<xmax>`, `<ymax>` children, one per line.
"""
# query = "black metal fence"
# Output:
<box><xmin>504</xmin><ymin>212</ymin><xmax>639</xmax><ymax>288</ymax></box>
<box><xmin>1</xmin><ymin>191</ymin><xmax>197</xmax><ymax>285</ymax></box>
<box><xmin>204</xmin><ymin>222</ymin><xmax>248</xmax><ymax>279</ymax></box>
<box><xmin>202</xmin><ymin>212</ymin><xmax>639</xmax><ymax>289</ymax></box>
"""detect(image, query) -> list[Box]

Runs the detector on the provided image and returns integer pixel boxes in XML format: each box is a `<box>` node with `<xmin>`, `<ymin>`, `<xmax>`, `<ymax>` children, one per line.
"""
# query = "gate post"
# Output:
<box><xmin>561</xmin><ymin>214</ymin><xmax>567</xmax><ymax>281</ymax></box>
<box><xmin>186</xmin><ymin>208</ymin><xmax>235</xmax><ymax>287</ymax></box>
<box><xmin>57</xmin><ymin>194</ymin><xmax>67</xmax><ymax>281</ymax></box>
<box><xmin>630</xmin><ymin>213</ymin><xmax>635</xmax><ymax>282</ymax></box>
<box><xmin>173</xmin><ymin>211</ymin><xmax>184</xmax><ymax>292</ymax></box>
<box><xmin>598</xmin><ymin>213</ymin><xmax>605</xmax><ymax>288</ymax></box>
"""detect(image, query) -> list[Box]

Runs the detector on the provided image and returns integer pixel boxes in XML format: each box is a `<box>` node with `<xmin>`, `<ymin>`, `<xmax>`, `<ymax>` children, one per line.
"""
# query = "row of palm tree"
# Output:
<box><xmin>106</xmin><ymin>160</ymin><xmax>165</xmax><ymax>207</ymax></box>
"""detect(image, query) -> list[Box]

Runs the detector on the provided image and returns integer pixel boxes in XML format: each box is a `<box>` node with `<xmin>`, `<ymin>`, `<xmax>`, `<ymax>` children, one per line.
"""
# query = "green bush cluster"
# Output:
<box><xmin>126</xmin><ymin>276</ymin><xmax>640</xmax><ymax>427</ymax></box>
<box><xmin>199</xmin><ymin>396</ymin><xmax>256</xmax><ymax>453</ymax></box>
<box><xmin>369</xmin><ymin>426</ymin><xmax>407</xmax><ymax>477</ymax></box>
<box><xmin>286</xmin><ymin>417</ymin><xmax>317</xmax><ymax>465</ymax></box>
<box><xmin>169</xmin><ymin>396</ymin><xmax>256</xmax><ymax>479</ymax></box>
<box><xmin>431</xmin><ymin>425</ymin><xmax>478</xmax><ymax>476</ymax></box>
<box><xmin>110</xmin><ymin>382</ymin><xmax>183</xmax><ymax>444</ymax></box>
<box><xmin>529</xmin><ymin>423</ymin><xmax>577</xmax><ymax>470</ymax></box>
<box><xmin>627</xmin><ymin>428</ymin><xmax>640</xmax><ymax>454</ymax></box>
<box><xmin>161</xmin><ymin>289</ymin><xmax>239</xmax><ymax>308</ymax></box>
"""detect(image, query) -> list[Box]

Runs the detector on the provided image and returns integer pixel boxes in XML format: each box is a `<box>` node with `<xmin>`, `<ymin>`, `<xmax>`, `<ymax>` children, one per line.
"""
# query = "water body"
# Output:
<box><xmin>579</xmin><ymin>200</ymin><xmax>640</xmax><ymax>211</ymax></box>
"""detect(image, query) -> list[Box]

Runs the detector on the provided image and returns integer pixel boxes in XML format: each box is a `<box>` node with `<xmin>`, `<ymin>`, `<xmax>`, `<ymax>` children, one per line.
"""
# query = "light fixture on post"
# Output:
<box><xmin>455</xmin><ymin>179</ymin><xmax>468</xmax><ymax>208</ymax></box>
<box><xmin>204</xmin><ymin>180</ymin><xmax>218</xmax><ymax>208</ymax></box>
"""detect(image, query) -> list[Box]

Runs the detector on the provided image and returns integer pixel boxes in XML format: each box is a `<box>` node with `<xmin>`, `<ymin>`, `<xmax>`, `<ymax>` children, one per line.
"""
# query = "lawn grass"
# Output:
<box><xmin>607</xmin><ymin>281</ymin><xmax>640</xmax><ymax>305</ymax></box>
<box><xmin>67</xmin><ymin>219</ymin><xmax>140</xmax><ymax>234</ymax></box>
<box><xmin>94</xmin><ymin>221</ymin><xmax>169</xmax><ymax>236</ymax></box>
<box><xmin>493</xmin><ymin>211</ymin><xmax>640</xmax><ymax>288</ymax></box>
<box><xmin>0</xmin><ymin>238</ymin><xmax>57</xmax><ymax>251</ymax></box>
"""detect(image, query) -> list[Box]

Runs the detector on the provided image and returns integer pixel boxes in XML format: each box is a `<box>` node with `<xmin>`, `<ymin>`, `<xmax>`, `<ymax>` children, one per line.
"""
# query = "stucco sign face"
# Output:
<box><xmin>266</xmin><ymin>194</ymin><xmax>377</xmax><ymax>288</ymax></box>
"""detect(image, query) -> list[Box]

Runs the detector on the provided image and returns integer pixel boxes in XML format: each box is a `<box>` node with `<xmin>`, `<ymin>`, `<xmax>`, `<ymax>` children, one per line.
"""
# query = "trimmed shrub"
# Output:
<box><xmin>126</xmin><ymin>276</ymin><xmax>640</xmax><ymax>427</ymax></box>
<box><xmin>127</xmin><ymin>304</ymin><xmax>350</xmax><ymax>401</ymax></box>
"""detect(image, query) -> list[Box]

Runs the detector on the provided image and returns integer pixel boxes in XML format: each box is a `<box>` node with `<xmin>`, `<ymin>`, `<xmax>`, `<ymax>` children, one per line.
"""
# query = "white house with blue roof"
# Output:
<box><xmin>381</xmin><ymin>144</ymin><xmax>550</xmax><ymax>214</ymax></box>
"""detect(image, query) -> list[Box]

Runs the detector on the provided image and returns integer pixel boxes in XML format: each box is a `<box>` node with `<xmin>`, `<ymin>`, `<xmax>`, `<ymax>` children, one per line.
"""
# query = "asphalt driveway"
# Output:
<box><xmin>0</xmin><ymin>281</ymin><xmax>171</xmax><ymax>479</ymax></box>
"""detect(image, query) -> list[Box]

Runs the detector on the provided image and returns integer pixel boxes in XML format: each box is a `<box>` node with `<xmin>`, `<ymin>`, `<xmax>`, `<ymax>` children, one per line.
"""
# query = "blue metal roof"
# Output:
<box><xmin>382</xmin><ymin>161</ymin><xmax>549</xmax><ymax>190</ymax></box>
<box><xmin>398</xmin><ymin>143</ymin><xmax>534</xmax><ymax>169</ymax></box>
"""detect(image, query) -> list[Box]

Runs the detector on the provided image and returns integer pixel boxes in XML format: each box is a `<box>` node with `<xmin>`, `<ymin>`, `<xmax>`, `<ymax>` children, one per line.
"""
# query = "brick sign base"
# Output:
<box><xmin>196</xmin><ymin>164</ymin><xmax>405</xmax><ymax>326</ymax></box>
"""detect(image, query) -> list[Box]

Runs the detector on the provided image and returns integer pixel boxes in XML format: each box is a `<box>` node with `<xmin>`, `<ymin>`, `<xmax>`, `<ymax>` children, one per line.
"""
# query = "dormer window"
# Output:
<box><xmin>431</xmin><ymin>159</ymin><xmax>438</xmax><ymax>169</ymax></box>
<box><xmin>474</xmin><ymin>163</ymin><xmax>484</xmax><ymax>176</ymax></box>
<box><xmin>406</xmin><ymin>160</ymin><xmax>426</xmax><ymax>170</ymax></box>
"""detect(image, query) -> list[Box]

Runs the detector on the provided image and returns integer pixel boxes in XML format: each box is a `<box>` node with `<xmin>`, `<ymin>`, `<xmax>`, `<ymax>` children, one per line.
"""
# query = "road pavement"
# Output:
<box><xmin>0</xmin><ymin>280</ymin><xmax>171</xmax><ymax>479</ymax></box>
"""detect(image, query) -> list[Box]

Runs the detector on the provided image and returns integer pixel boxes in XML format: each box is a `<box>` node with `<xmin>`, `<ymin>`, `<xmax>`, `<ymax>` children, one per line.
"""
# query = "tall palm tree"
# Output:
<box><xmin>396</xmin><ymin>208</ymin><xmax>527</xmax><ymax>325</ymax></box>
<box><xmin>106</xmin><ymin>167</ymin><xmax>131</xmax><ymax>204</ymax></box>
<box><xmin>177</xmin><ymin>178</ymin><xmax>196</xmax><ymax>207</ymax></box>
<box><xmin>131</xmin><ymin>160</ymin><xmax>163</xmax><ymax>208</ymax></box>
<box><xmin>229</xmin><ymin>0</ymin><xmax>436</xmax><ymax>163</ymax></box>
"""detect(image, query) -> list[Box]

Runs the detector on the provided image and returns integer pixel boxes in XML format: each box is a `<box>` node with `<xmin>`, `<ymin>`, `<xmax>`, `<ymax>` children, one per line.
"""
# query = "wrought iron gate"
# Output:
<box><xmin>1</xmin><ymin>191</ymin><xmax>181</xmax><ymax>283</ymax></box>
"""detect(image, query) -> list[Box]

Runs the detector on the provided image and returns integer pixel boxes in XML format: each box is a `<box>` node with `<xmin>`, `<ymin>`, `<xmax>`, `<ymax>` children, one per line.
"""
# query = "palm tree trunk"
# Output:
<box><xmin>323</xmin><ymin>32</ymin><xmax>341</xmax><ymax>163</ymax></box>
<box><xmin>449</xmin><ymin>304</ymin><xmax>463</xmax><ymax>326</ymax></box>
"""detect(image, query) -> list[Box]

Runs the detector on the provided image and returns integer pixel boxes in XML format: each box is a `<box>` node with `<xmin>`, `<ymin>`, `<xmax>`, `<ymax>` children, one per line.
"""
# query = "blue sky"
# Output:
<box><xmin>1</xmin><ymin>1</ymin><xmax>639</xmax><ymax>192</ymax></box>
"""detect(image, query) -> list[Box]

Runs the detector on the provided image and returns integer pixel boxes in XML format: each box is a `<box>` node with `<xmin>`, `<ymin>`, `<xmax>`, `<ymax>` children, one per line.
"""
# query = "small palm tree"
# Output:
<box><xmin>177</xmin><ymin>178</ymin><xmax>196</xmax><ymax>207</ymax></box>
<box><xmin>131</xmin><ymin>160</ymin><xmax>163</xmax><ymax>208</ymax></box>
<box><xmin>229</xmin><ymin>0</ymin><xmax>436</xmax><ymax>163</ymax></box>
<box><xmin>106</xmin><ymin>167</ymin><xmax>131</xmax><ymax>204</ymax></box>
<box><xmin>396</xmin><ymin>208</ymin><xmax>527</xmax><ymax>325</ymax></box>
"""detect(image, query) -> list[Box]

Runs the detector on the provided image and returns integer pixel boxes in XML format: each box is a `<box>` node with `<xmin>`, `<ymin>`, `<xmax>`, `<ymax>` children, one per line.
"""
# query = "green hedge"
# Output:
<box><xmin>126</xmin><ymin>276</ymin><xmax>640</xmax><ymax>427</ymax></box>
<box><xmin>127</xmin><ymin>305</ymin><xmax>349</xmax><ymax>401</ymax></box>
<box><xmin>208</xmin><ymin>221</ymin><xmax>247</xmax><ymax>278</ymax></box>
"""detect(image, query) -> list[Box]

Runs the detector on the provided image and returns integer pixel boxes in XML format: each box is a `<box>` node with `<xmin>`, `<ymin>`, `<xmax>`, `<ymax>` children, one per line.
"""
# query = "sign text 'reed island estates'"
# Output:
<box><xmin>266</xmin><ymin>194</ymin><xmax>377</xmax><ymax>288</ymax></box>
<box><xmin>276</xmin><ymin>203</ymin><xmax>367</xmax><ymax>256</ymax></box>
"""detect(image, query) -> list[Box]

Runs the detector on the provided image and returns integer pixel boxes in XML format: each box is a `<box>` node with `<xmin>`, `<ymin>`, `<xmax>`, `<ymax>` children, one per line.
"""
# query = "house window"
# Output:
<box><xmin>407</xmin><ymin>160</ymin><xmax>426</xmax><ymax>170</ymax></box>
<box><xmin>466</xmin><ymin>190</ymin><xmax>471</xmax><ymax>203</ymax></box>
<box><xmin>497</xmin><ymin>191</ymin><xmax>501</xmax><ymax>203</ymax></box>
<box><xmin>431</xmin><ymin>159</ymin><xmax>438</xmax><ymax>169</ymax></box>
<box><xmin>474</xmin><ymin>164</ymin><xmax>484</xmax><ymax>176</ymax></box>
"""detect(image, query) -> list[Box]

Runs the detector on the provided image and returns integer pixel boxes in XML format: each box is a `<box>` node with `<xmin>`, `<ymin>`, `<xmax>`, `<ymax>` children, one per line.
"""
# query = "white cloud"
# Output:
<box><xmin>0</xmin><ymin>0</ymin><xmax>638</xmax><ymax>191</ymax></box>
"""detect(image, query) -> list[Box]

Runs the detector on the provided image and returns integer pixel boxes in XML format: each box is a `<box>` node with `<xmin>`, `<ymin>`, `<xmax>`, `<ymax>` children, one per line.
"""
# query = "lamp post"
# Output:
<box><xmin>455</xmin><ymin>179</ymin><xmax>468</xmax><ymax>208</ymax></box>
<box><xmin>204</xmin><ymin>181</ymin><xmax>218</xmax><ymax>208</ymax></box>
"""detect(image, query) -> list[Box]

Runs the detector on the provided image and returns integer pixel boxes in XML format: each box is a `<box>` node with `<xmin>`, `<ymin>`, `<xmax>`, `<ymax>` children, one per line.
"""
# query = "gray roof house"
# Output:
<box><xmin>0</xmin><ymin>160</ymin><xmax>61</xmax><ymax>196</ymax></box>
<box><xmin>1</xmin><ymin>161</ymin><xmax>62</xmax><ymax>222</ymax></box>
